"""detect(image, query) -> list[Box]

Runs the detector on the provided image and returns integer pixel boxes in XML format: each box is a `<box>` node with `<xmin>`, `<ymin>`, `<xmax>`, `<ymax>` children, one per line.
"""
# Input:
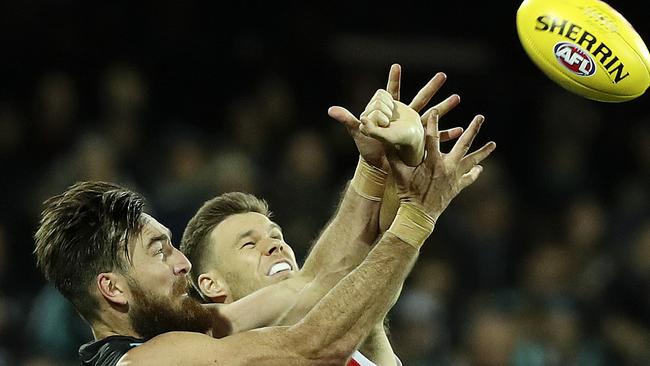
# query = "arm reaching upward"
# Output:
<box><xmin>119</xmin><ymin>98</ymin><xmax>495</xmax><ymax>366</ymax></box>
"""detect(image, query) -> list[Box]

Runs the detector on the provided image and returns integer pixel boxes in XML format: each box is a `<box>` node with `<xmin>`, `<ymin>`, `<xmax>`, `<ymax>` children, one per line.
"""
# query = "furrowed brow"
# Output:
<box><xmin>270</xmin><ymin>222</ymin><xmax>283</xmax><ymax>233</ymax></box>
<box><xmin>236</xmin><ymin>229</ymin><xmax>255</xmax><ymax>243</ymax></box>
<box><xmin>146</xmin><ymin>234</ymin><xmax>170</xmax><ymax>249</ymax></box>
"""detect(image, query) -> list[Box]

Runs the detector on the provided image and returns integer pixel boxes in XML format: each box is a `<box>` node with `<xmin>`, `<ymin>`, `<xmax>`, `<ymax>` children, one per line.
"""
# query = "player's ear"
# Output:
<box><xmin>198</xmin><ymin>271</ymin><xmax>230</xmax><ymax>303</ymax></box>
<box><xmin>96</xmin><ymin>272</ymin><xmax>128</xmax><ymax>306</ymax></box>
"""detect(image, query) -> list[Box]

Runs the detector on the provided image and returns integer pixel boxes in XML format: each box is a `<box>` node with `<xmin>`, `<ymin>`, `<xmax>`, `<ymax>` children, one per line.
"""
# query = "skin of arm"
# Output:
<box><xmin>320</xmin><ymin>64</ymin><xmax>463</xmax><ymax>364</ymax></box>
<box><xmin>359</xmin><ymin>322</ymin><xmax>396</xmax><ymax>366</ymax></box>
<box><xmin>213</xmin><ymin>65</ymin><xmax>464</xmax><ymax>364</ymax></box>
<box><xmin>118</xmin><ymin>233</ymin><xmax>420</xmax><ymax>366</ymax></box>
<box><xmin>118</xmin><ymin>101</ymin><xmax>495</xmax><ymax>365</ymax></box>
<box><xmin>204</xmin><ymin>180</ymin><xmax>381</xmax><ymax>336</ymax></box>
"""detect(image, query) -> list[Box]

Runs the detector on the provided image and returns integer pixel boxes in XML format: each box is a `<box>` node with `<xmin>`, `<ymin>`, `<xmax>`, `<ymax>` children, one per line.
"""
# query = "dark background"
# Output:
<box><xmin>0</xmin><ymin>1</ymin><xmax>648</xmax><ymax>365</ymax></box>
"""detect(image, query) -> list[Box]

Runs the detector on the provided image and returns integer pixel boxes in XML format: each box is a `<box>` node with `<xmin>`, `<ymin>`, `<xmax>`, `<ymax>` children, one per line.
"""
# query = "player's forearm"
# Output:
<box><xmin>300</xmin><ymin>181</ymin><xmax>382</xmax><ymax>279</ymax></box>
<box><xmin>280</xmin><ymin>252</ymin><xmax>404</xmax><ymax>326</ymax></box>
<box><xmin>216</xmin><ymin>273</ymin><xmax>312</xmax><ymax>334</ymax></box>
<box><xmin>359</xmin><ymin>322</ymin><xmax>398</xmax><ymax>366</ymax></box>
<box><xmin>278</xmin><ymin>261</ymin><xmax>352</xmax><ymax>325</ymax></box>
<box><xmin>288</xmin><ymin>232</ymin><xmax>418</xmax><ymax>360</ymax></box>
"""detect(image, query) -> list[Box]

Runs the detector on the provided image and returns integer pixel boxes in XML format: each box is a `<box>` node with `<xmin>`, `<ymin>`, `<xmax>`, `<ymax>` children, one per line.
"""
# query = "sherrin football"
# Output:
<box><xmin>516</xmin><ymin>0</ymin><xmax>650</xmax><ymax>102</ymax></box>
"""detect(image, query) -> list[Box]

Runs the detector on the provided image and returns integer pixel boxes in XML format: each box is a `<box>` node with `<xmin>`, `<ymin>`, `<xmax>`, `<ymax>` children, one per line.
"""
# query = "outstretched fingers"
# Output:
<box><xmin>422</xmin><ymin>94</ymin><xmax>460</xmax><ymax>122</ymax></box>
<box><xmin>439</xmin><ymin>127</ymin><xmax>463</xmax><ymax>143</ymax></box>
<box><xmin>459</xmin><ymin>141</ymin><xmax>496</xmax><ymax>173</ymax></box>
<box><xmin>423</xmin><ymin>110</ymin><xmax>441</xmax><ymax>162</ymax></box>
<box><xmin>448</xmin><ymin>115</ymin><xmax>485</xmax><ymax>162</ymax></box>
<box><xmin>409</xmin><ymin>72</ymin><xmax>447</xmax><ymax>113</ymax></box>
<box><xmin>328</xmin><ymin>106</ymin><xmax>361</xmax><ymax>131</ymax></box>
<box><xmin>460</xmin><ymin>165</ymin><xmax>484</xmax><ymax>189</ymax></box>
<box><xmin>386</xmin><ymin>64</ymin><xmax>401</xmax><ymax>101</ymax></box>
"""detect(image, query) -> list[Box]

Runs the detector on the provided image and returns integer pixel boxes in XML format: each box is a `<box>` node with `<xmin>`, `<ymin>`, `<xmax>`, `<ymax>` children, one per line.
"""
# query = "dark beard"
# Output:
<box><xmin>127</xmin><ymin>276</ymin><xmax>231</xmax><ymax>339</ymax></box>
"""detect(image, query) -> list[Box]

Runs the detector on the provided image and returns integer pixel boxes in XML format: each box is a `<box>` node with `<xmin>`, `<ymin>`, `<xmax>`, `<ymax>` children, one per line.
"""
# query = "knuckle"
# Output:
<box><xmin>368</xmin><ymin>110</ymin><xmax>380</xmax><ymax>119</ymax></box>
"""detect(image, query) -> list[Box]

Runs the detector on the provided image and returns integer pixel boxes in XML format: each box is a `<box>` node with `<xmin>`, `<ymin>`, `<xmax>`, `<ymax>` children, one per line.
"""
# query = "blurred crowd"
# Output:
<box><xmin>0</xmin><ymin>2</ymin><xmax>649</xmax><ymax>366</ymax></box>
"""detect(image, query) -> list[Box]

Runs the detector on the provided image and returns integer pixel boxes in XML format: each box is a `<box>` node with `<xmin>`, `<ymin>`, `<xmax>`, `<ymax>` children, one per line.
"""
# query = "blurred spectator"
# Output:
<box><xmin>29</xmin><ymin>132</ymin><xmax>139</xmax><ymax>219</ymax></box>
<box><xmin>0</xmin><ymin>102</ymin><xmax>23</xmax><ymax>160</ymax></box>
<box><xmin>24</xmin><ymin>284</ymin><xmax>92</xmax><ymax>366</ymax></box>
<box><xmin>32</xmin><ymin>72</ymin><xmax>79</xmax><ymax>162</ymax></box>
<box><xmin>203</xmin><ymin>149</ymin><xmax>258</xmax><ymax>196</ymax></box>
<box><xmin>0</xmin><ymin>223</ymin><xmax>34</xmax><ymax>364</ymax></box>
<box><xmin>0</xmin><ymin>102</ymin><xmax>27</xmax><ymax>219</ymax></box>
<box><xmin>522</xmin><ymin>243</ymin><xmax>574</xmax><ymax>302</ymax></box>
<box><xmin>464</xmin><ymin>308</ymin><xmax>518</xmax><ymax>366</ymax></box>
<box><xmin>269</xmin><ymin>129</ymin><xmax>337</xmax><ymax>258</ymax></box>
<box><xmin>600</xmin><ymin>222</ymin><xmax>650</xmax><ymax>365</ymax></box>
<box><xmin>443</xmin><ymin>159</ymin><xmax>516</xmax><ymax>292</ymax></box>
<box><xmin>513</xmin><ymin>298</ymin><xmax>607</xmax><ymax>366</ymax></box>
<box><xmin>98</xmin><ymin>62</ymin><xmax>149</xmax><ymax>179</ymax></box>
<box><xmin>392</xmin><ymin>258</ymin><xmax>456</xmax><ymax>366</ymax></box>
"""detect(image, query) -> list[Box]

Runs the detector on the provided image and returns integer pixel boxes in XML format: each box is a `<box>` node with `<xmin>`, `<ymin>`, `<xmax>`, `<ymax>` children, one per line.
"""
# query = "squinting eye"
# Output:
<box><xmin>241</xmin><ymin>242</ymin><xmax>255</xmax><ymax>249</ymax></box>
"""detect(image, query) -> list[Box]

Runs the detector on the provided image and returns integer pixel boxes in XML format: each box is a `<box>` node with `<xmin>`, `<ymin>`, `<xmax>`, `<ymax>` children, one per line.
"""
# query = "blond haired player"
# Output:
<box><xmin>179</xmin><ymin>65</ymin><xmax>494</xmax><ymax>365</ymax></box>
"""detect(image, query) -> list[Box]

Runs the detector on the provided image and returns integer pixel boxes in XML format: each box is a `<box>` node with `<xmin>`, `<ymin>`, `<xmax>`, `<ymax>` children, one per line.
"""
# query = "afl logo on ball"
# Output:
<box><xmin>553</xmin><ymin>42</ymin><xmax>596</xmax><ymax>77</ymax></box>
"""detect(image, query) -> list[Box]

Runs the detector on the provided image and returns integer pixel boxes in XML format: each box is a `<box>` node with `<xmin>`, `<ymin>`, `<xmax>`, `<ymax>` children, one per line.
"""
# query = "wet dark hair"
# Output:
<box><xmin>34</xmin><ymin>181</ymin><xmax>145</xmax><ymax>322</ymax></box>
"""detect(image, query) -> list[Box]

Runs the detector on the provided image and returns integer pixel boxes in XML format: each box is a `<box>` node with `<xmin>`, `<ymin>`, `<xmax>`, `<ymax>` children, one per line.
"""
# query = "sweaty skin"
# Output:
<box><xmin>198</xmin><ymin>64</ymin><xmax>468</xmax><ymax>365</ymax></box>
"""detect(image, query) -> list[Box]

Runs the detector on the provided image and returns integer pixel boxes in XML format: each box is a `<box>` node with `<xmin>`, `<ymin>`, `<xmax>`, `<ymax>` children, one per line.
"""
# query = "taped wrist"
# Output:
<box><xmin>387</xmin><ymin>201</ymin><xmax>435</xmax><ymax>249</ymax></box>
<box><xmin>350</xmin><ymin>157</ymin><xmax>388</xmax><ymax>201</ymax></box>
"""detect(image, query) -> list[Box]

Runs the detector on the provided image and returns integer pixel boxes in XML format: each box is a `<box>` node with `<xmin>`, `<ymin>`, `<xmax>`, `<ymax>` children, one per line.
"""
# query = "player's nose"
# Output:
<box><xmin>262</xmin><ymin>239</ymin><xmax>284</xmax><ymax>256</ymax></box>
<box><xmin>172</xmin><ymin>247</ymin><xmax>192</xmax><ymax>275</ymax></box>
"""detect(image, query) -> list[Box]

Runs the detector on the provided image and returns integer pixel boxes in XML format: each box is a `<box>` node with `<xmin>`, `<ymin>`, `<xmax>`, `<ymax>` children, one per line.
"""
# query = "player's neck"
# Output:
<box><xmin>91</xmin><ymin>313</ymin><xmax>141</xmax><ymax>340</ymax></box>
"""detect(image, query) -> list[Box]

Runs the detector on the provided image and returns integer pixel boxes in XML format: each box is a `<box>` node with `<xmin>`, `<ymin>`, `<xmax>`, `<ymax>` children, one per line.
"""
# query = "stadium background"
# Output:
<box><xmin>0</xmin><ymin>1</ymin><xmax>648</xmax><ymax>365</ymax></box>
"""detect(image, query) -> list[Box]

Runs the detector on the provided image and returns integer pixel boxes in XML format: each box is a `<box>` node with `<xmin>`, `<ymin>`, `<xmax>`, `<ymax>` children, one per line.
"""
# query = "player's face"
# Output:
<box><xmin>127</xmin><ymin>213</ymin><xmax>192</xmax><ymax>303</ymax></box>
<box><xmin>207</xmin><ymin>212</ymin><xmax>299</xmax><ymax>302</ymax></box>
<box><xmin>125</xmin><ymin>214</ymin><xmax>220</xmax><ymax>338</ymax></box>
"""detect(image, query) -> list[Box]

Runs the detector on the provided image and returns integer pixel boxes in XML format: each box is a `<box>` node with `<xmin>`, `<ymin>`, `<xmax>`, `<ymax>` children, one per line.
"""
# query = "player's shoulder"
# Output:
<box><xmin>116</xmin><ymin>332</ymin><xmax>216</xmax><ymax>366</ymax></box>
<box><xmin>79</xmin><ymin>335</ymin><xmax>146</xmax><ymax>366</ymax></box>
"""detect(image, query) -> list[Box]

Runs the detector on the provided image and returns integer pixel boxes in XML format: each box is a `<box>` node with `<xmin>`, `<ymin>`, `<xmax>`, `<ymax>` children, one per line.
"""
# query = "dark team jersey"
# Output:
<box><xmin>78</xmin><ymin>335</ymin><xmax>145</xmax><ymax>366</ymax></box>
<box><xmin>77</xmin><ymin>335</ymin><xmax>398</xmax><ymax>366</ymax></box>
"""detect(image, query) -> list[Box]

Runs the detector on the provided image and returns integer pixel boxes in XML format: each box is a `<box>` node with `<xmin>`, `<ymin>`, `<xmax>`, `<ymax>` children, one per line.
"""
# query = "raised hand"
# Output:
<box><xmin>358</xmin><ymin>89</ymin><xmax>425</xmax><ymax>166</ymax></box>
<box><xmin>358</xmin><ymin>89</ymin><xmax>423</xmax><ymax>166</ymax></box>
<box><xmin>328</xmin><ymin>64</ymin><xmax>463</xmax><ymax>170</ymax></box>
<box><xmin>389</xmin><ymin>110</ymin><xmax>496</xmax><ymax>219</ymax></box>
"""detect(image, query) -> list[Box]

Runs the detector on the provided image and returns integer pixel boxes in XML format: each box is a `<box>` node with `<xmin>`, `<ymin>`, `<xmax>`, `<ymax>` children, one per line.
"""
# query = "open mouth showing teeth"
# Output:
<box><xmin>267</xmin><ymin>261</ymin><xmax>292</xmax><ymax>276</ymax></box>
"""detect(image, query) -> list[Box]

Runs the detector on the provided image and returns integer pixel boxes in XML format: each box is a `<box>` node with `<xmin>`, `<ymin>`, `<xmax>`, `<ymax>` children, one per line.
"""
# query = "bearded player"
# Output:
<box><xmin>34</xmin><ymin>63</ymin><xmax>494</xmax><ymax>365</ymax></box>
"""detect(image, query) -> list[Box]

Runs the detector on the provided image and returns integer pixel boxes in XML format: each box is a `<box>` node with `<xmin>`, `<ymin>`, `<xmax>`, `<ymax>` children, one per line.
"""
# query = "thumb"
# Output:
<box><xmin>359</xmin><ymin>120</ymin><xmax>395</xmax><ymax>144</ymax></box>
<box><xmin>328</xmin><ymin>106</ymin><xmax>360</xmax><ymax>131</ymax></box>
